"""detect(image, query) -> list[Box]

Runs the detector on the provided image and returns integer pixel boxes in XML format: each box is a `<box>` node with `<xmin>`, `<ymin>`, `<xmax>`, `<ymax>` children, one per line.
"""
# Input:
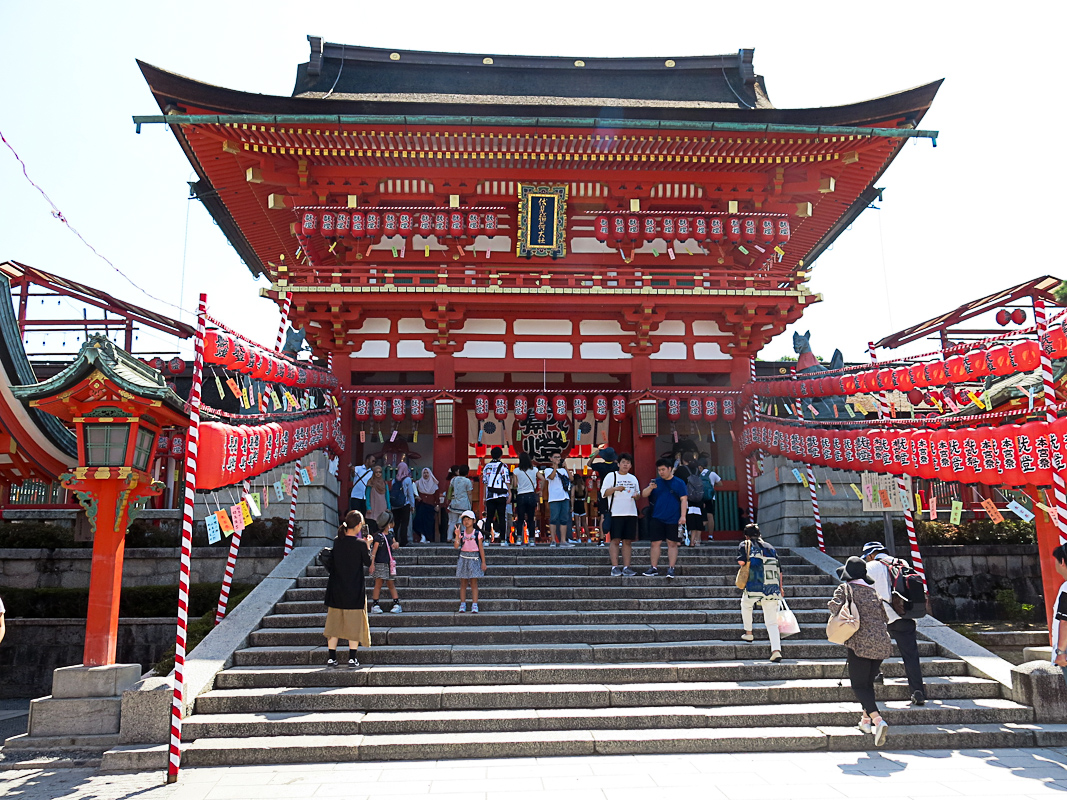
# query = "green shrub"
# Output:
<box><xmin>0</xmin><ymin>521</ymin><xmax>78</xmax><ymax>549</ymax></box>
<box><xmin>0</xmin><ymin>582</ymin><xmax>254</xmax><ymax>619</ymax></box>
<box><xmin>995</xmin><ymin>587</ymin><xmax>1038</xmax><ymax>622</ymax></box>
<box><xmin>150</xmin><ymin>585</ymin><xmax>254</xmax><ymax>676</ymax></box>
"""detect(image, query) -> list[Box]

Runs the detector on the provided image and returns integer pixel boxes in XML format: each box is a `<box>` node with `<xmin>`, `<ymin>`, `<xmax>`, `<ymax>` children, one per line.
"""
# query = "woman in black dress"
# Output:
<box><xmin>323</xmin><ymin>510</ymin><xmax>373</xmax><ymax>667</ymax></box>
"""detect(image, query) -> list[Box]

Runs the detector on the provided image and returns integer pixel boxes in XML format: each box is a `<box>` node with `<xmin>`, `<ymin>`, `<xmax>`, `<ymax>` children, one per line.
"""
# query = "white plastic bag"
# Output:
<box><xmin>777</xmin><ymin>597</ymin><xmax>801</xmax><ymax>638</ymax></box>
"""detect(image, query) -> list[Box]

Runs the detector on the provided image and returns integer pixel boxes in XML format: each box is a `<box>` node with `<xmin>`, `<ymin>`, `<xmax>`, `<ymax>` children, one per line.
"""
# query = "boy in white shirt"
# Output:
<box><xmin>541</xmin><ymin>452</ymin><xmax>574</xmax><ymax>547</ymax></box>
<box><xmin>602</xmin><ymin>453</ymin><xmax>641</xmax><ymax>576</ymax></box>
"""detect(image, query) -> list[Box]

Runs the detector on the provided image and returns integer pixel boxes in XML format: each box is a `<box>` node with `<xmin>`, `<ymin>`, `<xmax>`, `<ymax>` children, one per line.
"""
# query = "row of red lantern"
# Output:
<box><xmin>741</xmin><ymin>417</ymin><xmax>1067</xmax><ymax>488</ymax></box>
<box><xmin>594</xmin><ymin>214</ymin><xmax>790</xmax><ymax>247</ymax></box>
<box><xmin>204</xmin><ymin>331</ymin><xmax>339</xmax><ymax>390</ymax></box>
<box><xmin>471</xmin><ymin>394</ymin><xmax>737</xmax><ymax>422</ymax></box>
<box><xmin>300</xmin><ymin>210</ymin><xmax>500</xmax><ymax>240</ymax></box>
<box><xmin>752</xmin><ymin>332</ymin><xmax>1067</xmax><ymax>401</ymax></box>
<box><xmin>354</xmin><ymin>396</ymin><xmax>427</xmax><ymax>422</ymax></box>
<box><xmin>197</xmin><ymin>412</ymin><xmax>345</xmax><ymax>491</ymax></box>
<box><xmin>140</xmin><ymin>356</ymin><xmax>187</xmax><ymax>375</ymax></box>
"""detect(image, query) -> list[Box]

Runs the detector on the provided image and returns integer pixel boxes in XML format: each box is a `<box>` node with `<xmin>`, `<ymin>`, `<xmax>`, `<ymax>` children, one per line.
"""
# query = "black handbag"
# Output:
<box><xmin>317</xmin><ymin>547</ymin><xmax>334</xmax><ymax>573</ymax></box>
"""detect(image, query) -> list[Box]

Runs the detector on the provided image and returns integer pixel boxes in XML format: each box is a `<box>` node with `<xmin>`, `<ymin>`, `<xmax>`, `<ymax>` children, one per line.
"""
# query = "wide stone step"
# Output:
<box><xmin>248</xmin><ymin>622</ymin><xmax>833</xmax><ymax>647</ymax></box>
<box><xmin>232</xmin><ymin>638</ymin><xmax>939</xmax><ymax>666</ymax></box>
<box><xmin>261</xmin><ymin>608</ymin><xmax>833</xmax><ymax>628</ymax></box>
<box><xmin>296</xmin><ymin>574</ymin><xmax>834</xmax><ymax>589</ymax></box>
<box><xmin>182</xmin><ymin>697</ymin><xmax>1031</xmax><ymax>740</ymax></box>
<box><xmin>275</xmin><ymin>596</ymin><xmax>838</xmax><ymax>614</ymax></box>
<box><xmin>324</xmin><ymin>564</ymin><xmax>825</xmax><ymax>577</ymax></box>
<box><xmin>306</xmin><ymin>554</ymin><xmax>812</xmax><ymax>572</ymax></box>
<box><xmin>284</xmin><ymin>585</ymin><xmax>836</xmax><ymax>602</ymax></box>
<box><xmin>213</xmin><ymin>656</ymin><xmax>967</xmax><ymax>689</ymax></box>
<box><xmin>177</xmin><ymin>722</ymin><xmax>1060</xmax><ymax>765</ymax></box>
<box><xmin>195</xmin><ymin>675</ymin><xmax>997</xmax><ymax>715</ymax></box>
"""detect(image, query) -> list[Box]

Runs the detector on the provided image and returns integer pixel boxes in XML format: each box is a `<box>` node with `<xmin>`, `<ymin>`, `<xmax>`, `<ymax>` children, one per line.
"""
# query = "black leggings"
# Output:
<box><xmin>515</xmin><ymin>494</ymin><xmax>537</xmax><ymax>542</ymax></box>
<box><xmin>485</xmin><ymin>497</ymin><xmax>508</xmax><ymax>541</ymax></box>
<box><xmin>847</xmin><ymin>650</ymin><xmax>883</xmax><ymax>716</ymax></box>
<box><xmin>392</xmin><ymin>505</ymin><xmax>410</xmax><ymax>546</ymax></box>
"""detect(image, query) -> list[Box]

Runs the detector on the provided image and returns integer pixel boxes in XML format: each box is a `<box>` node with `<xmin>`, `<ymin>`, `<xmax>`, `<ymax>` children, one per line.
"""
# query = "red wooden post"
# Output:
<box><xmin>1035</xmin><ymin>503</ymin><xmax>1063</xmax><ymax>639</ymax></box>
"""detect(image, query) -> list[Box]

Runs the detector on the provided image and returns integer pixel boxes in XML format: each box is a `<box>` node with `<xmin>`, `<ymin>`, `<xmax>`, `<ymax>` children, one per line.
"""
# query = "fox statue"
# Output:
<box><xmin>792</xmin><ymin>331</ymin><xmax>845</xmax><ymax>420</ymax></box>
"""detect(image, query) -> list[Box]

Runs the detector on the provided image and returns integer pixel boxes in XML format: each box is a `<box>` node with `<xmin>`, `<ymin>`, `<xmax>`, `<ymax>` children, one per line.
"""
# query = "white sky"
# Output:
<box><xmin>1</xmin><ymin>2</ymin><xmax>1063</xmax><ymax>363</ymax></box>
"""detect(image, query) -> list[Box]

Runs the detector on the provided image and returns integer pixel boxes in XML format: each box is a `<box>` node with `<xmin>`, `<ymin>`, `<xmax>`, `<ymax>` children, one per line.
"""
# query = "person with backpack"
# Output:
<box><xmin>678</xmin><ymin>463</ymin><xmax>706</xmax><ymax>546</ymax></box>
<box><xmin>697</xmin><ymin>458</ymin><xmax>720</xmax><ymax>544</ymax></box>
<box><xmin>542</xmin><ymin>451</ymin><xmax>575</xmax><ymax>547</ymax></box>
<box><xmin>513</xmin><ymin>452</ymin><xmax>542</xmax><ymax>546</ymax></box>
<box><xmin>735</xmin><ymin>523</ymin><xmax>783</xmax><ymax>662</ymax></box>
<box><xmin>369</xmin><ymin>512</ymin><xmax>402</xmax><ymax>614</ymax></box>
<box><xmin>862</xmin><ymin>541</ymin><xmax>927</xmax><ymax>705</ymax></box>
<box><xmin>454</xmin><ymin>510</ymin><xmax>487</xmax><ymax>613</ymax></box>
<box><xmin>482</xmin><ymin>446</ymin><xmax>512</xmax><ymax>546</ymax></box>
<box><xmin>829</xmin><ymin>556</ymin><xmax>893</xmax><ymax>746</ymax></box>
<box><xmin>588</xmin><ymin>447</ymin><xmax>618</xmax><ymax>547</ymax></box>
<box><xmin>602</xmin><ymin>453</ymin><xmax>640</xmax><ymax>575</ymax></box>
<box><xmin>389</xmin><ymin>461</ymin><xmax>414</xmax><ymax>546</ymax></box>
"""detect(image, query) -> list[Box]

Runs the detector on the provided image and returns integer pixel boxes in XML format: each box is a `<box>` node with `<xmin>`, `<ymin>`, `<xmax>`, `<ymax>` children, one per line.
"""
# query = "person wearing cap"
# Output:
<box><xmin>588</xmin><ymin>447</ymin><xmax>618</xmax><ymax>546</ymax></box>
<box><xmin>862</xmin><ymin>541</ymin><xmax>926</xmax><ymax>705</ymax></box>
<box><xmin>454</xmin><ymin>509</ymin><xmax>487</xmax><ymax>613</ymax></box>
<box><xmin>829</xmin><ymin>556</ymin><xmax>894</xmax><ymax>746</ymax></box>
<box><xmin>482</xmin><ymin>446</ymin><xmax>512</xmax><ymax>546</ymax></box>
<box><xmin>736</xmin><ymin>523</ymin><xmax>784</xmax><ymax>662</ymax></box>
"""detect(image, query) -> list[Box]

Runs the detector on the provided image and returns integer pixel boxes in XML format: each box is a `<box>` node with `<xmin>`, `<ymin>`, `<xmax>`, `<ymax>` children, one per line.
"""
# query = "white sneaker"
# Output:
<box><xmin>370</xmin><ymin>604</ymin><xmax>383</xmax><ymax>614</ymax></box>
<box><xmin>500</xmin><ymin>541</ymin><xmax>509</xmax><ymax>547</ymax></box>
<box><xmin>858</xmin><ymin>718</ymin><xmax>872</xmax><ymax>735</ymax></box>
<box><xmin>471</xmin><ymin>603</ymin><xmax>479</xmax><ymax>614</ymax></box>
<box><xmin>389</xmin><ymin>603</ymin><xmax>403</xmax><ymax>613</ymax></box>
<box><xmin>458</xmin><ymin>602</ymin><xmax>466</xmax><ymax>613</ymax></box>
<box><xmin>873</xmin><ymin>719</ymin><xmax>889</xmax><ymax>746</ymax></box>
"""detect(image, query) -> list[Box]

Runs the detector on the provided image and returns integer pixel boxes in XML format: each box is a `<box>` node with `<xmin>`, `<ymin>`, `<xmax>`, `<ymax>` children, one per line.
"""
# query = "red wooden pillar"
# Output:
<box><xmin>630</xmin><ymin>355</ymin><xmax>656</xmax><ymax>485</ymax></box>
<box><xmin>433</xmin><ymin>354</ymin><xmax>457</xmax><ymax>482</ymax></box>
<box><xmin>730</xmin><ymin>356</ymin><xmax>752</xmax><ymax>523</ymax></box>
<box><xmin>1035</xmin><ymin>503</ymin><xmax>1063</xmax><ymax>642</ymax></box>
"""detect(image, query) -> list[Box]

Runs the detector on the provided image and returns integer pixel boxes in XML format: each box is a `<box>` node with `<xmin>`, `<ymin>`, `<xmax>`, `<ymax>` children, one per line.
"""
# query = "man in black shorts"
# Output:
<box><xmin>639</xmin><ymin>458</ymin><xmax>688</xmax><ymax>579</ymax></box>
<box><xmin>588</xmin><ymin>446</ymin><xmax>618</xmax><ymax>546</ymax></box>
<box><xmin>601</xmin><ymin>453</ymin><xmax>640</xmax><ymax>575</ymax></box>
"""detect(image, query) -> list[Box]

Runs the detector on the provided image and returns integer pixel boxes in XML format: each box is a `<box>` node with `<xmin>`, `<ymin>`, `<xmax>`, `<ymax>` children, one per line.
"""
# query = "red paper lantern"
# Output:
<box><xmin>434</xmin><ymin>212</ymin><xmax>448</xmax><ymax>237</ymax></box>
<box><xmin>410</xmin><ymin>396</ymin><xmax>425</xmax><ymax>421</ymax></box>
<box><xmin>382</xmin><ymin>212</ymin><xmax>398</xmax><ymax>237</ymax></box>
<box><xmin>611</xmin><ymin>394</ymin><xmax>626</xmax><ymax>420</ymax></box>
<box><xmin>493</xmin><ymin>395</ymin><xmax>509</xmax><ymax>420</ymax></box>
<box><xmin>251</xmin><ymin>352</ymin><xmax>270</xmax><ymax>381</ymax></box>
<box><xmin>708</xmin><ymin>217</ymin><xmax>725</xmax><ymax>243</ymax></box>
<box><xmin>759</xmin><ymin>218</ymin><xmax>775</xmax><ymax>244</ymax></box>
<box><xmin>666</xmin><ymin>396</ymin><xmax>682</xmax><ymax>421</ymax></box>
<box><xmin>391</xmin><ymin>396</ymin><xmax>406</xmax><ymax>422</ymax></box>
<box><xmin>398</xmin><ymin>212</ymin><xmax>413</xmax><ymax>237</ymax></box>
<box><xmin>553</xmin><ymin>395</ymin><xmax>568</xmax><ymax>421</ymax></box>
<box><xmin>987</xmin><ymin>345</ymin><xmax>1015</xmax><ymax>376</ymax></box>
<box><xmin>514</xmin><ymin>395</ymin><xmax>529</xmax><ymax>418</ymax></box>
<box><xmin>926</xmin><ymin>360</ymin><xmax>948</xmax><ymax>385</ymax></box>
<box><xmin>727</xmin><ymin>217</ymin><xmax>742</xmax><ymax>243</ymax></box>
<box><xmin>693</xmin><ymin>217</ymin><xmax>708</xmax><ymax>242</ymax></box>
<box><xmin>776</xmin><ymin>219</ymin><xmax>791</xmax><ymax>243</ymax></box>
<box><xmin>996</xmin><ymin>309</ymin><xmax>1011</xmax><ymax>326</ymax></box>
<box><xmin>642</xmin><ymin>217</ymin><xmax>658</xmax><ymax>244</ymax></box>
<box><xmin>909</xmin><ymin>363</ymin><xmax>930</xmax><ymax>389</ymax></box>
<box><xmin>484</xmin><ymin>213</ymin><xmax>498</xmax><ymax>237</ymax></box>
<box><xmin>1011</xmin><ymin>340</ymin><xmax>1041</xmax><ymax>372</ymax></box>
<box><xmin>533</xmin><ymin>395</ymin><xmax>549</xmax><ymax>421</ymax></box>
<box><xmin>841</xmin><ymin>374</ymin><xmax>859</xmax><ymax>394</ymax></box>
<box><xmin>320</xmin><ymin>211</ymin><xmax>336</xmax><ymax>238</ymax></box>
<box><xmin>741</xmin><ymin>218</ymin><xmax>758</xmax><ymax>243</ymax></box>
<box><xmin>965</xmin><ymin>349</ymin><xmax>991</xmax><ymax>380</ymax></box>
<box><xmin>704</xmin><ymin>397</ymin><xmax>718</xmax><ymax>420</ymax></box>
<box><xmin>354</xmin><ymin>396</ymin><xmax>370</xmax><ymax>421</ymax></box>
<box><xmin>300</xmin><ymin>211</ymin><xmax>317</xmax><ymax>237</ymax></box>
<box><xmin>371</xmin><ymin>396</ymin><xmax>388</xmax><ymax>421</ymax></box>
<box><xmin>1012</xmin><ymin>308</ymin><xmax>1027</xmax><ymax>325</ymax></box>
<box><xmin>593</xmin><ymin>395</ymin><xmax>608</xmax><ymax>421</ymax></box>
<box><xmin>466</xmin><ymin>212</ymin><xmax>482</xmax><ymax>237</ymax></box>
<box><xmin>721</xmin><ymin>397</ymin><xmax>736</xmax><ymax>421</ymax></box>
<box><xmin>1045</xmin><ymin>324</ymin><xmax>1067</xmax><ymax>359</ymax></box>
<box><xmin>876</xmin><ymin>369</ymin><xmax>895</xmax><ymax>390</ymax></box>
<box><xmin>907</xmin><ymin>389</ymin><xmax>924</xmax><ymax>406</ymax></box>
<box><xmin>204</xmin><ymin>331</ymin><xmax>230</xmax><ymax>365</ymax></box>
<box><xmin>945</xmin><ymin>355</ymin><xmax>969</xmax><ymax>384</ymax></box>
<box><xmin>677</xmin><ymin>217</ymin><xmax>692</xmax><ymax>241</ymax></box>
<box><xmin>857</xmin><ymin>371</ymin><xmax>879</xmax><ymax>393</ymax></box>
<box><xmin>418</xmin><ymin>212</ymin><xmax>433</xmax><ymax>236</ymax></box>
<box><xmin>688</xmin><ymin>397</ymin><xmax>703</xmax><ymax>420</ymax></box>
<box><xmin>449</xmin><ymin>212</ymin><xmax>465</xmax><ymax>237</ymax></box>
<box><xmin>350</xmin><ymin>211</ymin><xmax>365</xmax><ymax>239</ymax></box>
<box><xmin>660</xmin><ymin>216</ymin><xmax>676</xmax><ymax>245</ymax></box>
<box><xmin>893</xmin><ymin>367</ymin><xmax>914</xmax><ymax>391</ymax></box>
<box><xmin>625</xmin><ymin>216</ymin><xmax>641</xmax><ymax>245</ymax></box>
<box><xmin>475</xmin><ymin>394</ymin><xmax>490</xmax><ymax>420</ymax></box>
<box><xmin>594</xmin><ymin>216</ymin><xmax>610</xmax><ymax>242</ymax></box>
<box><xmin>572</xmin><ymin>395</ymin><xmax>588</xmax><ymax>419</ymax></box>
<box><xmin>335</xmin><ymin>212</ymin><xmax>350</xmax><ymax>239</ymax></box>
<box><xmin>365</xmin><ymin>212</ymin><xmax>381</xmax><ymax>237</ymax></box>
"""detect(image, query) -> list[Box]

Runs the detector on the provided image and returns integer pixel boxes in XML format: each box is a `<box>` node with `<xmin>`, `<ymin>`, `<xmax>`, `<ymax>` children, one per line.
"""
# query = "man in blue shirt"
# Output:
<box><xmin>639</xmin><ymin>458</ymin><xmax>688</xmax><ymax>578</ymax></box>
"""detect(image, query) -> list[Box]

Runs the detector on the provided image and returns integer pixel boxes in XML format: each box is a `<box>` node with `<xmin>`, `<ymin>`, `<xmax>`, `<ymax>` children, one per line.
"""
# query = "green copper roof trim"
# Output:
<box><xmin>132</xmin><ymin>114</ymin><xmax>937</xmax><ymax>144</ymax></box>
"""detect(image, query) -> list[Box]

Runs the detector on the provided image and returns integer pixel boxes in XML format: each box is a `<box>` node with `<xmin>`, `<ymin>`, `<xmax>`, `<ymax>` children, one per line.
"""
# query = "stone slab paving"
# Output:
<box><xmin>6</xmin><ymin>749</ymin><xmax>1067</xmax><ymax>799</ymax></box>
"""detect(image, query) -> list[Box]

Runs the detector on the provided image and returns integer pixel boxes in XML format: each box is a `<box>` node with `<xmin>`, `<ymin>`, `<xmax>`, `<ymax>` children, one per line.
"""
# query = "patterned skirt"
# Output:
<box><xmin>456</xmin><ymin>552</ymin><xmax>485</xmax><ymax>579</ymax></box>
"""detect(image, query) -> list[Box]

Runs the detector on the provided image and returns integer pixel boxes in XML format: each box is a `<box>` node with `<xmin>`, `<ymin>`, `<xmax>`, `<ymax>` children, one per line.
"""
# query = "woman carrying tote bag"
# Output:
<box><xmin>735</xmin><ymin>524</ymin><xmax>784</xmax><ymax>663</ymax></box>
<box><xmin>828</xmin><ymin>556</ymin><xmax>893</xmax><ymax>746</ymax></box>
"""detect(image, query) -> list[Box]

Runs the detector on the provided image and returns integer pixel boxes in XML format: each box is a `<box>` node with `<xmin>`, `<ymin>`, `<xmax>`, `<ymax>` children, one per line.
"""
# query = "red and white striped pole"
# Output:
<box><xmin>214</xmin><ymin>479</ymin><xmax>249</xmax><ymax>625</ymax></box>
<box><xmin>284</xmin><ymin>459</ymin><xmax>302</xmax><ymax>556</ymax></box>
<box><xmin>275</xmin><ymin>291</ymin><xmax>292</xmax><ymax>352</ymax></box>
<box><xmin>168</xmin><ymin>293</ymin><xmax>206</xmax><ymax>783</ymax></box>
<box><xmin>746</xmin><ymin>359</ymin><xmax>758</xmax><ymax>526</ymax></box>
<box><xmin>1036</xmin><ymin>299</ymin><xmax>1067</xmax><ymax>544</ymax></box>
<box><xmin>869</xmin><ymin>342</ymin><xmax>926</xmax><ymax>588</ymax></box>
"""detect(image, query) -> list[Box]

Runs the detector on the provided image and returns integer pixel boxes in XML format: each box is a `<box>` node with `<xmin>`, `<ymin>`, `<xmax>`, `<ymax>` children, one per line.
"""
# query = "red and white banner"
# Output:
<box><xmin>203</xmin><ymin>331</ymin><xmax>338</xmax><ymax>390</ymax></box>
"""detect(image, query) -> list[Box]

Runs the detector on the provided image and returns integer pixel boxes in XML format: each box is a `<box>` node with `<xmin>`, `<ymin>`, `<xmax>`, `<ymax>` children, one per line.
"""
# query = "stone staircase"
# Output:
<box><xmin>174</xmin><ymin>544</ymin><xmax>1055</xmax><ymax>764</ymax></box>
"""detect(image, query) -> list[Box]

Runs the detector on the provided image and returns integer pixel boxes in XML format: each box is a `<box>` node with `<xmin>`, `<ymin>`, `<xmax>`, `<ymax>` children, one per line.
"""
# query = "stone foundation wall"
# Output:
<box><xmin>0</xmin><ymin>618</ymin><xmax>172</xmax><ymax>699</ymax></box>
<box><xmin>826</xmin><ymin>544</ymin><xmax>1042</xmax><ymax>622</ymax></box>
<box><xmin>0</xmin><ymin>547</ymin><xmax>284</xmax><ymax>590</ymax></box>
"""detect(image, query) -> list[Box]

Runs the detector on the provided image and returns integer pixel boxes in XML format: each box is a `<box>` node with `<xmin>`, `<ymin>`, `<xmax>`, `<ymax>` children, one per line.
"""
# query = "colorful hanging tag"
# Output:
<box><xmin>230</xmin><ymin>505</ymin><xmax>246</xmax><ymax>533</ymax></box>
<box><xmin>205</xmin><ymin>513</ymin><xmax>222</xmax><ymax>544</ymax></box>
<box><xmin>273</xmin><ymin>480</ymin><xmax>285</xmax><ymax>501</ymax></box>
<box><xmin>833</xmin><ymin>404</ymin><xmax>839</xmax><ymax>418</ymax></box>
<box><xmin>929</xmin><ymin>496</ymin><xmax>937</xmax><ymax>520</ymax></box>
<box><xmin>1007</xmin><ymin>500</ymin><xmax>1035</xmax><ymax>522</ymax></box>
<box><xmin>216</xmin><ymin>508</ymin><xmax>235</xmax><ymax>536</ymax></box>
<box><xmin>360</xmin><ymin>430</ymin><xmax>366</xmax><ymax>443</ymax></box>
<box><xmin>800</xmin><ymin>472</ymin><xmax>809</xmax><ymax>489</ymax></box>
<box><xmin>283</xmin><ymin>475</ymin><xmax>294</xmax><ymax>495</ymax></box>
<box><xmin>307</xmin><ymin>462</ymin><xmax>317</xmax><ymax>482</ymax></box>
<box><xmin>262</xmin><ymin>487</ymin><xmax>269</xmax><ymax>510</ymax></box>
<box><xmin>968</xmin><ymin>391</ymin><xmax>985</xmax><ymax>410</ymax></box>
<box><xmin>240</xmin><ymin>387</ymin><xmax>250</xmax><ymax>409</ymax></box>
<box><xmin>980</xmin><ymin>498</ymin><xmax>1004</xmax><ymax>524</ymax></box>
<box><xmin>949</xmin><ymin>500</ymin><xmax>963</xmax><ymax>525</ymax></box>
<box><xmin>226</xmin><ymin>378</ymin><xmax>242</xmax><ymax>399</ymax></box>
<box><xmin>667</xmin><ymin>248</ymin><xmax>675</xmax><ymax>260</ymax></box>
<box><xmin>791</xmin><ymin>468</ymin><xmax>804</xmax><ymax>484</ymax></box>
<box><xmin>390</xmin><ymin>430</ymin><xmax>398</xmax><ymax>442</ymax></box>
<box><xmin>239</xmin><ymin>501</ymin><xmax>254</xmax><ymax>526</ymax></box>
<box><xmin>915</xmin><ymin>493</ymin><xmax>923</xmax><ymax>515</ymax></box>
<box><xmin>300</xmin><ymin>467</ymin><xmax>311</xmax><ymax>485</ymax></box>
<box><xmin>898</xmin><ymin>488</ymin><xmax>911</xmax><ymax>509</ymax></box>
<box><xmin>826</xmin><ymin>480</ymin><xmax>836</xmax><ymax>496</ymax></box>
<box><xmin>849</xmin><ymin>483</ymin><xmax>863</xmax><ymax>500</ymax></box>
<box><xmin>246</xmin><ymin>493</ymin><xmax>262</xmax><ymax>517</ymax></box>
<box><xmin>808</xmin><ymin>404</ymin><xmax>819</xmax><ymax>417</ymax></box>
<box><xmin>846</xmin><ymin>404</ymin><xmax>856</xmax><ymax>418</ymax></box>
<box><xmin>878</xmin><ymin>489</ymin><xmax>891</xmax><ymax>509</ymax></box>
<box><xmin>775</xmin><ymin>466</ymin><xmax>780</xmax><ymax>482</ymax></box>
<box><xmin>214</xmin><ymin>375</ymin><xmax>225</xmax><ymax>399</ymax></box>
<box><xmin>863</xmin><ymin>482</ymin><xmax>874</xmax><ymax>502</ymax></box>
